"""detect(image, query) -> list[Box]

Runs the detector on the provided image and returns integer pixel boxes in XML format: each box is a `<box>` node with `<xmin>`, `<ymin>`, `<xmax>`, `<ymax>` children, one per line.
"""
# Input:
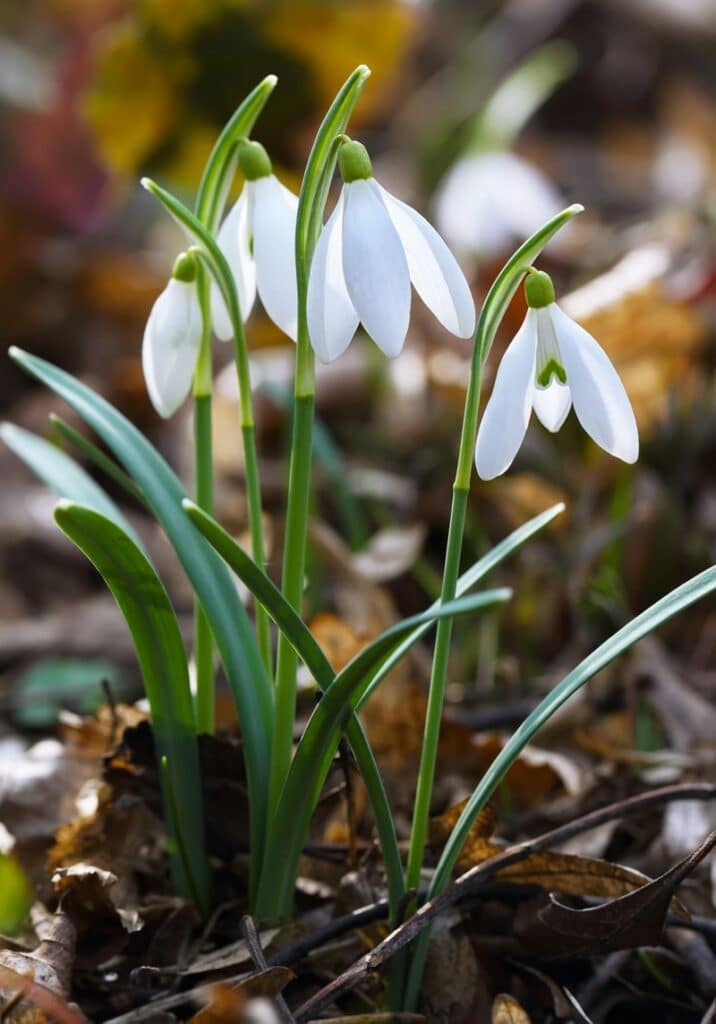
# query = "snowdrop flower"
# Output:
<box><xmin>142</xmin><ymin>251</ymin><xmax>202</xmax><ymax>418</ymax></box>
<box><xmin>475</xmin><ymin>269</ymin><xmax>639</xmax><ymax>480</ymax></box>
<box><xmin>435</xmin><ymin>151</ymin><xmax>564</xmax><ymax>260</ymax></box>
<box><xmin>307</xmin><ymin>139</ymin><xmax>475</xmax><ymax>363</ymax></box>
<box><xmin>211</xmin><ymin>140</ymin><xmax>298</xmax><ymax>341</ymax></box>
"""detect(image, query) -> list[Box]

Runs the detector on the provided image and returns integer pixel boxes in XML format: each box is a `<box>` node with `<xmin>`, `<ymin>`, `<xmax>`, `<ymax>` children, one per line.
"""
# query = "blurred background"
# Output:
<box><xmin>0</xmin><ymin>0</ymin><xmax>715</xmax><ymax>751</ymax></box>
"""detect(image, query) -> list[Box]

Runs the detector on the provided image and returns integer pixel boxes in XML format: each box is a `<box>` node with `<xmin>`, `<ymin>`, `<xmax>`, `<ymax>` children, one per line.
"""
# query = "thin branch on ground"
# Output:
<box><xmin>242</xmin><ymin>915</ymin><xmax>296</xmax><ymax>1023</ymax></box>
<box><xmin>293</xmin><ymin>782</ymin><xmax>716</xmax><ymax>1020</ymax></box>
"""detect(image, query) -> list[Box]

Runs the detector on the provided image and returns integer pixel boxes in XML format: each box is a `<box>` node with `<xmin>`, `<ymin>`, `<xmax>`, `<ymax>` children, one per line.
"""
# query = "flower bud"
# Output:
<box><xmin>338</xmin><ymin>140</ymin><xmax>373</xmax><ymax>183</ymax></box>
<box><xmin>238</xmin><ymin>140</ymin><xmax>272</xmax><ymax>181</ymax></box>
<box><xmin>524</xmin><ymin>268</ymin><xmax>555</xmax><ymax>309</ymax></box>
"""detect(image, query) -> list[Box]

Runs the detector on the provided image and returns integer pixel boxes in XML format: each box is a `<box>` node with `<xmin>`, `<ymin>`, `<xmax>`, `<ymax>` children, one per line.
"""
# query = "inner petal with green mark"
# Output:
<box><xmin>535</xmin><ymin>308</ymin><xmax>567</xmax><ymax>389</ymax></box>
<box><xmin>537</xmin><ymin>357</ymin><xmax>567</xmax><ymax>387</ymax></box>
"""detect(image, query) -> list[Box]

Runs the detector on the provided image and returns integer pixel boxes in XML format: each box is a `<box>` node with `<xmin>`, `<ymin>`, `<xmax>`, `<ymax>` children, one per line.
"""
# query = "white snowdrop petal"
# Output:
<box><xmin>533</xmin><ymin>380</ymin><xmax>572</xmax><ymax>433</ymax></box>
<box><xmin>142</xmin><ymin>279</ymin><xmax>201</xmax><ymax>418</ymax></box>
<box><xmin>307</xmin><ymin>192</ymin><xmax>359</xmax><ymax>363</ymax></box>
<box><xmin>378</xmin><ymin>183</ymin><xmax>475</xmax><ymax>338</ymax></box>
<box><xmin>342</xmin><ymin>179</ymin><xmax>411</xmax><ymax>358</ymax></box>
<box><xmin>474</xmin><ymin>311</ymin><xmax>538</xmax><ymax>479</ymax></box>
<box><xmin>252</xmin><ymin>175</ymin><xmax>299</xmax><ymax>340</ymax></box>
<box><xmin>435</xmin><ymin>152</ymin><xmax>563</xmax><ymax>258</ymax></box>
<box><xmin>210</xmin><ymin>192</ymin><xmax>256</xmax><ymax>340</ymax></box>
<box><xmin>550</xmin><ymin>304</ymin><xmax>639</xmax><ymax>463</ymax></box>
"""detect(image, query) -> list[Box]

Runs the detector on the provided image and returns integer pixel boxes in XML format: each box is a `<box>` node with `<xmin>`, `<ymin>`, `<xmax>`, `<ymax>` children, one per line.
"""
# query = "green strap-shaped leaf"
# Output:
<box><xmin>183</xmin><ymin>499</ymin><xmax>405</xmax><ymax>915</ymax></box>
<box><xmin>1</xmin><ymin>422</ymin><xmax>138</xmax><ymax>542</ymax></box>
<box><xmin>257</xmin><ymin>588</ymin><xmax>512</xmax><ymax>918</ymax></box>
<box><xmin>184</xmin><ymin>500</ymin><xmax>565</xmax><ymax>919</ymax></box>
<box><xmin>357</xmin><ymin>502</ymin><xmax>566</xmax><ymax>709</ymax></box>
<box><xmin>54</xmin><ymin>501</ymin><xmax>209</xmax><ymax>914</ymax></box>
<box><xmin>9</xmin><ymin>348</ymin><xmax>273</xmax><ymax>880</ymax></box>
<box><xmin>49</xmin><ymin>414</ymin><xmax>147</xmax><ymax>507</ymax></box>
<box><xmin>403</xmin><ymin>562</ymin><xmax>716</xmax><ymax>1006</ymax></box>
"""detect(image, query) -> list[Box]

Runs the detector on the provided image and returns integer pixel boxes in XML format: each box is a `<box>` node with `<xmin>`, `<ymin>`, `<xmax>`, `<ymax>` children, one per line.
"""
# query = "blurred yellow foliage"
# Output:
<box><xmin>82</xmin><ymin>0</ymin><xmax>417</xmax><ymax>183</ymax></box>
<box><xmin>264</xmin><ymin>0</ymin><xmax>415</xmax><ymax>122</ymax></box>
<box><xmin>83</xmin><ymin>24</ymin><xmax>193</xmax><ymax>174</ymax></box>
<box><xmin>142</xmin><ymin>0</ymin><xmax>229</xmax><ymax>41</ymax></box>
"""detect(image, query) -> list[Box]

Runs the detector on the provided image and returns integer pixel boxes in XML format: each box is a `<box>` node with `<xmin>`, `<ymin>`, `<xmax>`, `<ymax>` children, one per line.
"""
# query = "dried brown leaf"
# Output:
<box><xmin>528</xmin><ymin>829</ymin><xmax>716</xmax><ymax>955</ymax></box>
<box><xmin>0</xmin><ymin>909</ymin><xmax>81</xmax><ymax>1023</ymax></box>
<box><xmin>184</xmin><ymin>929</ymin><xmax>281</xmax><ymax>977</ymax></box>
<box><xmin>0</xmin><ymin>962</ymin><xmax>89</xmax><ymax>1024</ymax></box>
<box><xmin>310</xmin><ymin>613</ymin><xmax>366</xmax><ymax>673</ymax></box>
<box><xmin>430</xmin><ymin>799</ymin><xmax>654</xmax><ymax>900</ymax></box>
<box><xmin>492</xmin><ymin>993</ymin><xmax>532</xmax><ymax>1024</ymax></box>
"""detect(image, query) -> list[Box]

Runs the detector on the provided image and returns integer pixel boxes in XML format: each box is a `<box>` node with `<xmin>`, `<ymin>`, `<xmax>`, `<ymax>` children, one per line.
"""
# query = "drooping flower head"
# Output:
<box><xmin>475</xmin><ymin>268</ymin><xmax>639</xmax><ymax>480</ymax></box>
<box><xmin>142</xmin><ymin>250</ymin><xmax>202</xmax><ymax>418</ymax></box>
<box><xmin>435</xmin><ymin>151</ymin><xmax>564</xmax><ymax>261</ymax></box>
<box><xmin>307</xmin><ymin>138</ymin><xmax>475</xmax><ymax>363</ymax></box>
<box><xmin>211</xmin><ymin>140</ymin><xmax>298</xmax><ymax>341</ymax></box>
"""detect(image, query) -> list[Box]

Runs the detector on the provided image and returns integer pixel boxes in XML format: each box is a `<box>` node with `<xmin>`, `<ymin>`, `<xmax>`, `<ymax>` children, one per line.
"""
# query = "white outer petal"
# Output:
<box><xmin>342</xmin><ymin>179</ymin><xmax>411</xmax><ymax>358</ymax></box>
<box><xmin>549</xmin><ymin>304</ymin><xmax>639</xmax><ymax>463</ymax></box>
<box><xmin>378</xmin><ymin>183</ymin><xmax>475</xmax><ymax>338</ymax></box>
<box><xmin>307</xmin><ymin>191</ymin><xmax>359</xmax><ymax>363</ymax></box>
<box><xmin>533</xmin><ymin>380</ymin><xmax>572</xmax><ymax>433</ymax></box>
<box><xmin>251</xmin><ymin>175</ymin><xmax>298</xmax><ymax>340</ymax></box>
<box><xmin>142</xmin><ymin>279</ymin><xmax>202</xmax><ymax>418</ymax></box>
<box><xmin>210</xmin><ymin>191</ymin><xmax>256</xmax><ymax>340</ymax></box>
<box><xmin>474</xmin><ymin>311</ymin><xmax>538</xmax><ymax>480</ymax></box>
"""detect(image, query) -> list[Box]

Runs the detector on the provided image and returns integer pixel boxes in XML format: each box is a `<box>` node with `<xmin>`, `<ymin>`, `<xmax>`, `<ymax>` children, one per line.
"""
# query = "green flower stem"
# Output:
<box><xmin>404</xmin><ymin>368</ymin><xmax>482</xmax><ymax>899</ymax></box>
<box><xmin>187</xmin><ymin>76</ymin><xmax>277</xmax><ymax>729</ymax></box>
<box><xmin>143</xmin><ymin>178</ymin><xmax>273</xmax><ymax>679</ymax></box>
<box><xmin>402</xmin><ymin>203</ymin><xmax>583</xmax><ymax>1007</ymax></box>
<box><xmin>232</xmin><ymin>321</ymin><xmax>272</xmax><ymax>677</ymax></box>
<box><xmin>269</xmin><ymin>390</ymin><xmax>314</xmax><ymax>815</ymax></box>
<box><xmin>198</xmin><ymin>238</ymin><xmax>272</xmax><ymax>676</ymax></box>
<box><xmin>192</xmin><ymin>267</ymin><xmax>216</xmax><ymax>733</ymax></box>
<box><xmin>243</xmin><ymin>420</ymin><xmax>273</xmax><ymax>673</ymax></box>
<box><xmin>269</xmin><ymin>65</ymin><xmax>370</xmax><ymax>823</ymax></box>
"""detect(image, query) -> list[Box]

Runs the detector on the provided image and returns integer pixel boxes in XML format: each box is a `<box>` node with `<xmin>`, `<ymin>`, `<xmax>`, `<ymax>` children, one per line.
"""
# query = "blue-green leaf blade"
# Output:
<box><xmin>434</xmin><ymin>564</ymin><xmax>716</xmax><ymax>893</ymax></box>
<box><xmin>402</xmin><ymin>562</ymin><xmax>716</xmax><ymax>1007</ymax></box>
<box><xmin>9</xmin><ymin>348</ymin><xmax>272</xmax><ymax>876</ymax></box>
<box><xmin>257</xmin><ymin>587</ymin><xmax>512</xmax><ymax>916</ymax></box>
<box><xmin>1</xmin><ymin>422</ymin><xmax>138</xmax><ymax>542</ymax></box>
<box><xmin>183</xmin><ymin>499</ymin><xmax>406</xmax><ymax>917</ymax></box>
<box><xmin>54</xmin><ymin>500</ymin><xmax>209</xmax><ymax>913</ymax></box>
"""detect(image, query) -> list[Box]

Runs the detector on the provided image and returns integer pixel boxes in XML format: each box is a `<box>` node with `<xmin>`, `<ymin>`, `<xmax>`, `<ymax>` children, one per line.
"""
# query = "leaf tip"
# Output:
<box><xmin>263</xmin><ymin>73</ymin><xmax>278</xmax><ymax>88</ymax></box>
<box><xmin>140</xmin><ymin>176</ymin><xmax>155</xmax><ymax>193</ymax></box>
<box><xmin>568</xmin><ymin>202</ymin><xmax>585</xmax><ymax>216</ymax></box>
